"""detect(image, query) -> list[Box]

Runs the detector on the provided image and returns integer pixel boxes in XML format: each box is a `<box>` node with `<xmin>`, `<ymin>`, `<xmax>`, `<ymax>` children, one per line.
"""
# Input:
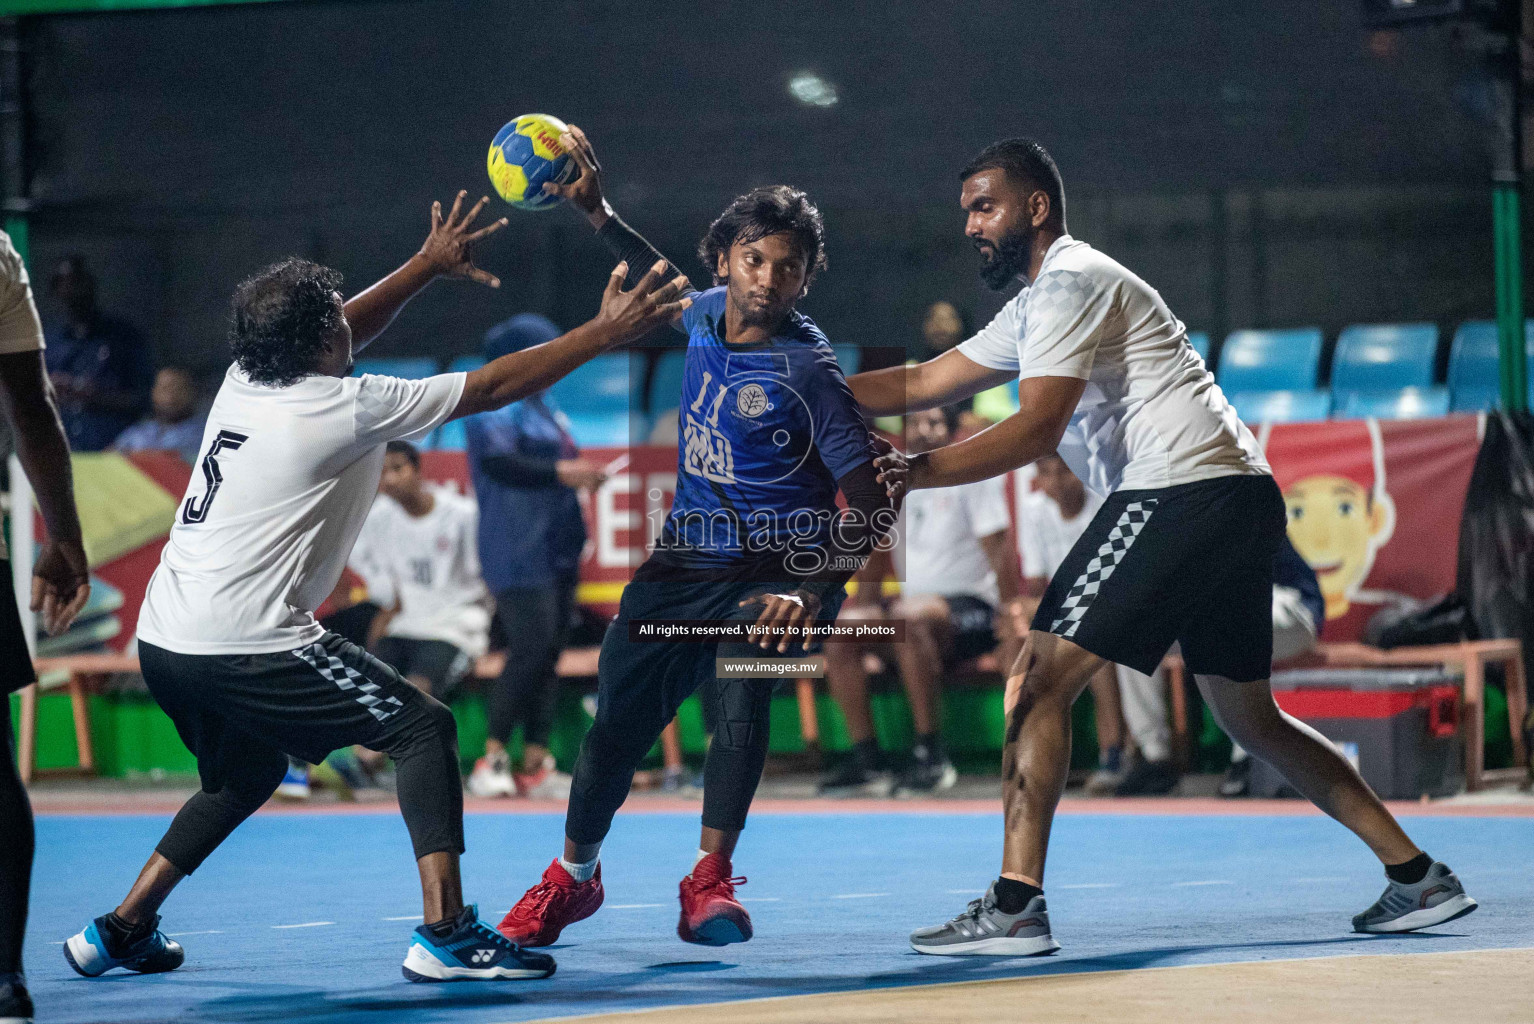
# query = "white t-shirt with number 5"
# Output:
<box><xmin>137</xmin><ymin>364</ymin><xmax>465</xmax><ymax>655</ymax></box>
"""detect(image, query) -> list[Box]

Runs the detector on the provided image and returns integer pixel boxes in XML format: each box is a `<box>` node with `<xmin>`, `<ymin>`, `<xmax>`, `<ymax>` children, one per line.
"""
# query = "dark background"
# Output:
<box><xmin>13</xmin><ymin>0</ymin><xmax>1511</xmax><ymax>374</ymax></box>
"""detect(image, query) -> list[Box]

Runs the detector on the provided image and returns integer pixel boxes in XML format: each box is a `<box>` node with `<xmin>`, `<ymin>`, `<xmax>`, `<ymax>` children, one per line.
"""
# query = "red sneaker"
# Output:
<box><xmin>677</xmin><ymin>853</ymin><xmax>753</xmax><ymax>946</ymax></box>
<box><xmin>498</xmin><ymin>859</ymin><xmax>603</xmax><ymax>946</ymax></box>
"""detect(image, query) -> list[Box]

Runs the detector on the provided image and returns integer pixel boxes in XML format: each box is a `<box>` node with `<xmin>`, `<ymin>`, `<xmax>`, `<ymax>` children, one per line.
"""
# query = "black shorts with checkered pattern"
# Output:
<box><xmin>1030</xmin><ymin>474</ymin><xmax>1286</xmax><ymax>682</ymax></box>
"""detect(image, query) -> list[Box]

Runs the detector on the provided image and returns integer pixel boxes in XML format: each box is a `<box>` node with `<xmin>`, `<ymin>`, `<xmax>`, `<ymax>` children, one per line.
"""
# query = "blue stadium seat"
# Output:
<box><xmin>830</xmin><ymin>344</ymin><xmax>861</xmax><ymax>375</ymax></box>
<box><xmin>432</xmin><ymin>418</ymin><xmax>467</xmax><ymax>451</ymax></box>
<box><xmin>1225</xmin><ymin>389</ymin><xmax>1332</xmax><ymax>424</ymax></box>
<box><xmin>1187</xmin><ymin>331</ymin><xmax>1211</xmax><ymax>364</ymax></box>
<box><xmin>351</xmin><ymin>356</ymin><xmax>439</xmax><ymax>379</ymax></box>
<box><xmin>1332</xmin><ymin>323</ymin><xmax>1438</xmax><ymax>396</ymax></box>
<box><xmin>448</xmin><ymin>355</ymin><xmax>485</xmax><ymax>374</ymax></box>
<box><xmin>648</xmin><ymin>350</ymin><xmax>688</xmax><ymax>414</ymax></box>
<box><xmin>1336</xmin><ymin>387</ymin><xmax>1451</xmax><ymax>421</ymax></box>
<box><xmin>562</xmin><ymin>411</ymin><xmax>648</xmax><ymax>447</ymax></box>
<box><xmin>547</xmin><ymin>353</ymin><xmax>643</xmax><ymax>415</ymax></box>
<box><xmin>1446</xmin><ymin>320</ymin><xmax>1534</xmax><ymax>411</ymax></box>
<box><xmin>1216</xmin><ymin>328</ymin><xmax>1323</xmax><ymax>393</ymax></box>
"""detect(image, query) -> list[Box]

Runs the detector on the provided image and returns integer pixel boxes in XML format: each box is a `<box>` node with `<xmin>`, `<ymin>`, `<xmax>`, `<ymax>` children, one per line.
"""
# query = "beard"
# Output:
<box><xmin>976</xmin><ymin>226</ymin><xmax>1036</xmax><ymax>291</ymax></box>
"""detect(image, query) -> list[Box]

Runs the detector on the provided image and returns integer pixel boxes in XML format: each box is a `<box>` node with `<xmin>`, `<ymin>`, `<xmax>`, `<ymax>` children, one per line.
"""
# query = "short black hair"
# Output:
<box><xmin>229</xmin><ymin>258</ymin><xmax>344</xmax><ymax>387</ymax></box>
<box><xmin>960</xmin><ymin>137</ymin><xmax>1066</xmax><ymax>226</ymax></box>
<box><xmin>385</xmin><ymin>439</ymin><xmax>419</xmax><ymax>467</ymax></box>
<box><xmin>698</xmin><ymin>185</ymin><xmax>828</xmax><ymax>289</ymax></box>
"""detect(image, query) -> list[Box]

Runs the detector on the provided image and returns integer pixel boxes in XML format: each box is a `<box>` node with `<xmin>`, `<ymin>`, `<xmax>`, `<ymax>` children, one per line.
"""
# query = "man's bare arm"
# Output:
<box><xmin>978</xmin><ymin>528</ymin><xmax>1024</xmax><ymax>605</ymax></box>
<box><xmin>451</xmin><ymin>260</ymin><xmax>690</xmax><ymax>420</ymax></box>
<box><xmin>909</xmin><ymin>375</ymin><xmax>1086</xmax><ymax>490</ymax></box>
<box><xmin>848</xmin><ymin>348</ymin><xmax>1014</xmax><ymax>417</ymax></box>
<box><xmin>0</xmin><ymin>350</ymin><xmax>90</xmax><ymax>634</ymax></box>
<box><xmin>346</xmin><ymin>191</ymin><xmax>508</xmax><ymax>353</ymax></box>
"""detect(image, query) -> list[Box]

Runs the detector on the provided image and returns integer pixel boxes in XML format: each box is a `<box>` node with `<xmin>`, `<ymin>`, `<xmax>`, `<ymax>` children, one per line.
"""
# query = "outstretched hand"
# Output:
<box><xmin>870</xmin><ymin>434</ymin><xmax>909</xmax><ymax>504</ymax></box>
<box><xmin>418</xmin><ymin>190</ymin><xmax>507</xmax><ymax>288</ymax></box>
<box><xmin>595</xmin><ymin>258</ymin><xmax>692</xmax><ymax>346</ymax></box>
<box><xmin>542</xmin><ymin>124</ymin><xmax>606</xmax><ymax>221</ymax></box>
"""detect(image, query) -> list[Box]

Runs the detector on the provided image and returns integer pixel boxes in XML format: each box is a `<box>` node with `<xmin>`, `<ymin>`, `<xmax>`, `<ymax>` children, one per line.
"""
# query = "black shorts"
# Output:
<box><xmin>1</xmin><ymin>561</ymin><xmax>35</xmax><ymax>694</ymax></box>
<box><xmin>373</xmin><ymin>636</ymin><xmax>473</xmax><ymax>696</ymax></box>
<box><xmin>1032</xmin><ymin>474</ymin><xmax>1286</xmax><ymax>681</ymax></box>
<box><xmin>139</xmin><ymin>632</ymin><xmax>442</xmax><ymax>769</ymax></box>
<box><xmin>943</xmin><ymin>594</ymin><xmax>997</xmax><ymax>665</ymax></box>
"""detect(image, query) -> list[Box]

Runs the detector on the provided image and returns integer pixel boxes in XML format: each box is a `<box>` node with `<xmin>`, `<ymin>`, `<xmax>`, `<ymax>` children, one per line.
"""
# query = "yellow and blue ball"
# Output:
<box><xmin>487</xmin><ymin>113</ymin><xmax>578</xmax><ymax>211</ymax></box>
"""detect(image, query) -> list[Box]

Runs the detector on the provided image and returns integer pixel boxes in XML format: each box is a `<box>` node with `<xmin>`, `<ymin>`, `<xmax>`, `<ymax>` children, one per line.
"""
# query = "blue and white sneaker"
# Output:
<box><xmin>402</xmin><ymin>905</ymin><xmax>556</xmax><ymax>982</ymax></box>
<box><xmin>64</xmin><ymin>914</ymin><xmax>184</xmax><ymax>977</ymax></box>
<box><xmin>275</xmin><ymin>760</ymin><xmax>311</xmax><ymax>801</ymax></box>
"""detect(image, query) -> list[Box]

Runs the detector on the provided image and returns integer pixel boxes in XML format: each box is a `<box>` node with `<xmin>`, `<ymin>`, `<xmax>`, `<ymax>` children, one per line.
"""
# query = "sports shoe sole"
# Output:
<box><xmin>680</xmin><ymin>911</ymin><xmax>753</xmax><ymax>946</ymax></box>
<box><xmin>910</xmin><ymin>934</ymin><xmax>1062</xmax><ymax>956</ymax></box>
<box><xmin>400</xmin><ymin>945</ymin><xmax>555</xmax><ymax>981</ymax></box>
<box><xmin>0</xmin><ymin>1014</ymin><xmax>33</xmax><ymax>1024</ymax></box>
<box><xmin>63</xmin><ymin>931</ymin><xmax>111</xmax><ymax>977</ymax></box>
<box><xmin>1355</xmin><ymin>894</ymin><xmax>1478</xmax><ymax>934</ymax></box>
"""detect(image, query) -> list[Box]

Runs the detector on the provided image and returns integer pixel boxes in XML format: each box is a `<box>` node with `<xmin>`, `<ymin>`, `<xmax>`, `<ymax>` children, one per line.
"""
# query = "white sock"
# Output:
<box><xmin>693</xmin><ymin>848</ymin><xmax>713</xmax><ymax>868</ymax></box>
<box><xmin>559</xmin><ymin>854</ymin><xmax>598</xmax><ymax>883</ymax></box>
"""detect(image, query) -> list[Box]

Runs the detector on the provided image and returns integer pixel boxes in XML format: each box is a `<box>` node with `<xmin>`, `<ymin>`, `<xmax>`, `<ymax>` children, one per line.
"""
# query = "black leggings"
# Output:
<box><xmin>489</xmin><ymin>576</ymin><xmax>577</xmax><ymax>749</ymax></box>
<box><xmin>0</xmin><ymin>695</ymin><xmax>33</xmax><ymax>975</ymax></box>
<box><xmin>564</xmin><ymin>561</ymin><xmax>840</xmax><ymax>845</ymax></box>
<box><xmin>141</xmin><ymin>636</ymin><xmax>465</xmax><ymax>875</ymax></box>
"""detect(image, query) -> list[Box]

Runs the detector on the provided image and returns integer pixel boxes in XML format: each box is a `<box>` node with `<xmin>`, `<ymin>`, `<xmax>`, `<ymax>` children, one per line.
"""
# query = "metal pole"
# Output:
<box><xmin>1491</xmin><ymin>12</ymin><xmax>1528</xmax><ymax>411</ymax></box>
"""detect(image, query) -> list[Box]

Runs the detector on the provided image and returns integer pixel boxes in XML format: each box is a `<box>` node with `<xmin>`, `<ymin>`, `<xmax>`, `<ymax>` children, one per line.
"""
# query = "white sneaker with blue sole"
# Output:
<box><xmin>402</xmin><ymin>905</ymin><xmax>556</xmax><ymax>982</ymax></box>
<box><xmin>63</xmin><ymin>914</ymin><xmax>184</xmax><ymax>977</ymax></box>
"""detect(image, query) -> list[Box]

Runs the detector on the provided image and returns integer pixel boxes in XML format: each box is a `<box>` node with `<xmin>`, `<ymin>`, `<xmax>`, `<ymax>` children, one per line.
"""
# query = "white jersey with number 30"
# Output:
<box><xmin>137</xmin><ymin>365</ymin><xmax>465</xmax><ymax>655</ymax></box>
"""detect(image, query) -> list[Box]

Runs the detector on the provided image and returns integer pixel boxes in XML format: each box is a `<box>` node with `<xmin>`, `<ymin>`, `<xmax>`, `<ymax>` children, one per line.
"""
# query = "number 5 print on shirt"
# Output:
<box><xmin>181</xmin><ymin>429</ymin><xmax>249</xmax><ymax>524</ymax></box>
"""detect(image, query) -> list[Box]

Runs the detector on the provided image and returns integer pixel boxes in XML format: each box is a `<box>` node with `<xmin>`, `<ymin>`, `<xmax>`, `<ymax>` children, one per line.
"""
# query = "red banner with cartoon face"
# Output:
<box><xmin>1258</xmin><ymin>415</ymin><xmax>1482</xmax><ymax>641</ymax></box>
<box><xmin>39</xmin><ymin>416</ymin><xmax>1483</xmax><ymax>652</ymax></box>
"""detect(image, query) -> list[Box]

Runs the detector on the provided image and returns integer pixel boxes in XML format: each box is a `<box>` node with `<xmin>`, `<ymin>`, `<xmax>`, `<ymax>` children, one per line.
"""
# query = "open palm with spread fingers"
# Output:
<box><xmin>418</xmin><ymin>190</ymin><xmax>508</xmax><ymax>288</ymax></box>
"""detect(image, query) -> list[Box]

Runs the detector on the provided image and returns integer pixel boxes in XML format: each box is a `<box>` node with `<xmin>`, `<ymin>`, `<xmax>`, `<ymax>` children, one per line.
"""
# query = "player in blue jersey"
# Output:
<box><xmin>499</xmin><ymin>126</ymin><xmax>899</xmax><ymax>949</ymax></box>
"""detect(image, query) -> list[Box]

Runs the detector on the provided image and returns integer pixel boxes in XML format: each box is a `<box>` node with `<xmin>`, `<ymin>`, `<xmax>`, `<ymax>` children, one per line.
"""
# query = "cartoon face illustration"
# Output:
<box><xmin>1283</xmin><ymin>473</ymin><xmax>1395</xmax><ymax>620</ymax></box>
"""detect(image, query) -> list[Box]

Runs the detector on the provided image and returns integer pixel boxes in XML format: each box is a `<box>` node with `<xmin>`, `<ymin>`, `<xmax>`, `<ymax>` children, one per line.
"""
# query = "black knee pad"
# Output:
<box><xmin>711</xmin><ymin>679</ymin><xmax>774</xmax><ymax>751</ymax></box>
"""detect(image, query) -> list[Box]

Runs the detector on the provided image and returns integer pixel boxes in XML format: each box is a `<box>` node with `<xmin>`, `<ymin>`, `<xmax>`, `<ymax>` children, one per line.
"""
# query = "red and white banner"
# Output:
<box><xmin>23</xmin><ymin>414</ymin><xmax>1484</xmax><ymax>651</ymax></box>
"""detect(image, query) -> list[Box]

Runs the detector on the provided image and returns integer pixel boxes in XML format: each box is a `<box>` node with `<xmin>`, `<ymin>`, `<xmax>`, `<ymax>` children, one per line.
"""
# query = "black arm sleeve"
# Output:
<box><xmin>477</xmin><ymin>451</ymin><xmax>561</xmax><ymax>488</ymax></box>
<box><xmin>796</xmin><ymin>460</ymin><xmax>898</xmax><ymax>600</ymax></box>
<box><xmin>597</xmin><ymin>214</ymin><xmax>695</xmax><ymax>293</ymax></box>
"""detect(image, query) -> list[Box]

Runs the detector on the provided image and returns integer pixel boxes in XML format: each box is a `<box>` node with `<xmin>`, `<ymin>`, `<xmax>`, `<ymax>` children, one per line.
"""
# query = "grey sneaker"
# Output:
<box><xmin>1352</xmin><ymin>861</ymin><xmax>1477</xmax><ymax>933</ymax></box>
<box><xmin>909</xmin><ymin>884</ymin><xmax>1061</xmax><ymax>956</ymax></box>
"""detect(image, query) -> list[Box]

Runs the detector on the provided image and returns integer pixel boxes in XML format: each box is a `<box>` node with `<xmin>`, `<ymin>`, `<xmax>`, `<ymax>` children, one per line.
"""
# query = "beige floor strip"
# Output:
<box><xmin>526</xmin><ymin>947</ymin><xmax>1533</xmax><ymax>1024</ymax></box>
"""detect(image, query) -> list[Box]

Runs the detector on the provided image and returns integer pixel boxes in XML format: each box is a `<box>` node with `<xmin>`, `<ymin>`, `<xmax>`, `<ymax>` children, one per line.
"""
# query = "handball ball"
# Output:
<box><xmin>487</xmin><ymin>113</ymin><xmax>579</xmax><ymax>211</ymax></box>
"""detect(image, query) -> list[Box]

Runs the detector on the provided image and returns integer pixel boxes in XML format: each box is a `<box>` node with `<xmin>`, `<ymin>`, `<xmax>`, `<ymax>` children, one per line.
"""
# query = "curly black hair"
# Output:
<box><xmin>697</xmin><ymin>185</ymin><xmax>827</xmax><ymax>290</ymax></box>
<box><xmin>228</xmin><ymin>258</ymin><xmax>345</xmax><ymax>387</ymax></box>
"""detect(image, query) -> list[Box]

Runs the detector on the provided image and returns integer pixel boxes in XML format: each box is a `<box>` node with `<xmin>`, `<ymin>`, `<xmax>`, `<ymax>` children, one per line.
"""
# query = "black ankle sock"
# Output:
<box><xmin>851</xmin><ymin>738</ymin><xmax>881</xmax><ymax>772</ymax></box>
<box><xmin>993</xmin><ymin>877</ymin><xmax>1043</xmax><ymax>914</ymax></box>
<box><xmin>1385</xmin><ymin>852</ymin><xmax>1433</xmax><ymax>885</ymax></box>
<box><xmin>101</xmin><ymin>913</ymin><xmax>152</xmax><ymax>949</ymax></box>
<box><xmin>425</xmin><ymin>905</ymin><xmax>472</xmax><ymax>939</ymax></box>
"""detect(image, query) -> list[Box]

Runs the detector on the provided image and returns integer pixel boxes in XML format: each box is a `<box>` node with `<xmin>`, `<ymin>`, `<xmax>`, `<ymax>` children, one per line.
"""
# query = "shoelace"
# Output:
<box><xmin>469</xmin><ymin>918</ymin><xmax>520</xmax><ymax>951</ymax></box>
<box><xmin>953</xmin><ymin>896</ymin><xmax>995</xmax><ymax>925</ymax></box>
<box><xmin>693</xmin><ymin>872</ymin><xmax>747</xmax><ymax>897</ymax></box>
<box><xmin>520</xmin><ymin>880</ymin><xmax>564</xmax><ymax>916</ymax></box>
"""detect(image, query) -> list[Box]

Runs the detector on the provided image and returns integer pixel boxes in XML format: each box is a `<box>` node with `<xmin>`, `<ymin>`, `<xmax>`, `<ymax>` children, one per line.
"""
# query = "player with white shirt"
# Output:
<box><xmin>354</xmin><ymin>441</ymin><xmax>491</xmax><ymax>698</ymax></box>
<box><xmin>852</xmin><ymin>138</ymin><xmax>1475</xmax><ymax>954</ymax></box>
<box><xmin>61</xmin><ymin>192</ymin><xmax>690</xmax><ymax>984</ymax></box>
<box><xmin>821</xmin><ymin>405</ymin><xmax>1022</xmax><ymax>797</ymax></box>
<box><xmin>0</xmin><ymin>229</ymin><xmax>92</xmax><ymax>1024</ymax></box>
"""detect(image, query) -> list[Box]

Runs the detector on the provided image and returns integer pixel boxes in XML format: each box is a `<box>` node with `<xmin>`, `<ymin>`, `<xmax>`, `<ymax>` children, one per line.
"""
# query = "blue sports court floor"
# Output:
<box><xmin>22</xmin><ymin>804</ymin><xmax>1534</xmax><ymax>1023</ymax></box>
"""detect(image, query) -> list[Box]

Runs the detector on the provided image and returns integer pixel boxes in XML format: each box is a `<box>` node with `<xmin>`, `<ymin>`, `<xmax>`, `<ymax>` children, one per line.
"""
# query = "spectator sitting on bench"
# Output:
<box><xmin>820</xmin><ymin>406</ymin><xmax>1022</xmax><ymax>797</ymax></box>
<box><xmin>1011</xmin><ymin>453</ymin><xmax>1142</xmax><ymax>794</ymax></box>
<box><xmin>111</xmin><ymin>367</ymin><xmax>206</xmax><ymax>465</ymax></box>
<box><xmin>352</xmin><ymin>441</ymin><xmax>491</xmax><ymax>702</ymax></box>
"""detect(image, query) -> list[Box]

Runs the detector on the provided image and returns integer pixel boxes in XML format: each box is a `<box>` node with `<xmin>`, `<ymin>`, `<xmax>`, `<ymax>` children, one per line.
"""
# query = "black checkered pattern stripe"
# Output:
<box><xmin>292</xmin><ymin>642</ymin><xmax>405</xmax><ymax>722</ymax></box>
<box><xmin>1050</xmin><ymin>498</ymin><xmax>1159</xmax><ymax>638</ymax></box>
